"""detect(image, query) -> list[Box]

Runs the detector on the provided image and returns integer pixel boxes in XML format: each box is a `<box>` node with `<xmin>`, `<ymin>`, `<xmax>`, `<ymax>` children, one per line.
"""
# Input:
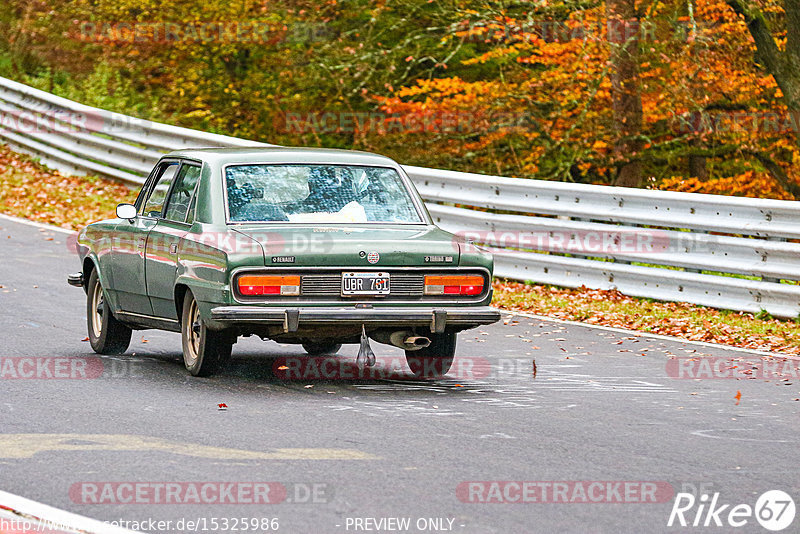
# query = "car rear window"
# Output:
<box><xmin>224</xmin><ymin>164</ymin><xmax>424</xmax><ymax>224</ymax></box>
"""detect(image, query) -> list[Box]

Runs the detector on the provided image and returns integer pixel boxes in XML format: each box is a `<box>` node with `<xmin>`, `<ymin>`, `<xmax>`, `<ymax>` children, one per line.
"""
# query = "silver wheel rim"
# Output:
<box><xmin>185</xmin><ymin>299</ymin><xmax>201</xmax><ymax>365</ymax></box>
<box><xmin>90</xmin><ymin>280</ymin><xmax>104</xmax><ymax>339</ymax></box>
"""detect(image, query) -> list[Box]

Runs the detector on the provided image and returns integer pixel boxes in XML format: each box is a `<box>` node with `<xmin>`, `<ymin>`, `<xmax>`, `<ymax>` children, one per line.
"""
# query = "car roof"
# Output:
<box><xmin>165</xmin><ymin>146</ymin><xmax>401</xmax><ymax>167</ymax></box>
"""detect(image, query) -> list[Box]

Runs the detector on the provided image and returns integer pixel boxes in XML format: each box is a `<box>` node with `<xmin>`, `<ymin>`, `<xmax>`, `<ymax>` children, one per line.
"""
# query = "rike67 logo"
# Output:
<box><xmin>668</xmin><ymin>490</ymin><xmax>795</xmax><ymax>531</ymax></box>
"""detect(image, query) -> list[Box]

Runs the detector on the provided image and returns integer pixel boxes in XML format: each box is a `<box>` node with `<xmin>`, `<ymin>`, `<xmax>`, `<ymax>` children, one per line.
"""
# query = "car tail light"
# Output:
<box><xmin>424</xmin><ymin>275</ymin><xmax>484</xmax><ymax>296</ymax></box>
<box><xmin>238</xmin><ymin>275</ymin><xmax>300</xmax><ymax>296</ymax></box>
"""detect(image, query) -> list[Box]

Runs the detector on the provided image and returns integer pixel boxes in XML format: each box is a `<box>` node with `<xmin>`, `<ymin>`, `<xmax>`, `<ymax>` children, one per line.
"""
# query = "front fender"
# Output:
<box><xmin>78</xmin><ymin>221</ymin><xmax>122</xmax><ymax>309</ymax></box>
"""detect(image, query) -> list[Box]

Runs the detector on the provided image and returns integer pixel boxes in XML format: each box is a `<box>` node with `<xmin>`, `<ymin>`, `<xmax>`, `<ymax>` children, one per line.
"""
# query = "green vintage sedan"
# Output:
<box><xmin>69</xmin><ymin>147</ymin><xmax>500</xmax><ymax>377</ymax></box>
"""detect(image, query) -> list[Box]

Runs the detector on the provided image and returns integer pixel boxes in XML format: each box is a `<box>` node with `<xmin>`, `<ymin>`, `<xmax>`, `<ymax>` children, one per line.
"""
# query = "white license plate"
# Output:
<box><xmin>342</xmin><ymin>272</ymin><xmax>390</xmax><ymax>295</ymax></box>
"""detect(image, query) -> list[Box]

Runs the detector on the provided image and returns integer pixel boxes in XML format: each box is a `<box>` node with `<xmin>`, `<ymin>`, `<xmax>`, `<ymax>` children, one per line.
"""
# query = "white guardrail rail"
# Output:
<box><xmin>1</xmin><ymin>75</ymin><xmax>800</xmax><ymax>318</ymax></box>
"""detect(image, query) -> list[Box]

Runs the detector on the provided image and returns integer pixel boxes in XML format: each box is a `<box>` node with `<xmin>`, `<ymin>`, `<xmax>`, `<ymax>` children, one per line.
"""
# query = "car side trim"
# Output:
<box><xmin>115</xmin><ymin>311</ymin><xmax>181</xmax><ymax>332</ymax></box>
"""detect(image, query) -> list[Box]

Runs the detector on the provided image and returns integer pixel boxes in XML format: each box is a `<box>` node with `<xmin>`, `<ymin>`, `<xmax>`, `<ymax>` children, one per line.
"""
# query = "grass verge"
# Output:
<box><xmin>493</xmin><ymin>280</ymin><xmax>800</xmax><ymax>354</ymax></box>
<box><xmin>0</xmin><ymin>144</ymin><xmax>135</xmax><ymax>230</ymax></box>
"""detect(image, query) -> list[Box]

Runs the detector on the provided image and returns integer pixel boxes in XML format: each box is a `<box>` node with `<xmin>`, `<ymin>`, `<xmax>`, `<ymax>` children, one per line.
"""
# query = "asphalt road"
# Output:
<box><xmin>0</xmin><ymin>215</ymin><xmax>798</xmax><ymax>534</ymax></box>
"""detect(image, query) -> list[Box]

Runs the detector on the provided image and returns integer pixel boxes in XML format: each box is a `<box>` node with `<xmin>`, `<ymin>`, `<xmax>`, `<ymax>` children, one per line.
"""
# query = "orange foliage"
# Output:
<box><xmin>373</xmin><ymin>0</ymin><xmax>798</xmax><ymax>196</ymax></box>
<box><xmin>659</xmin><ymin>171</ymin><xmax>795</xmax><ymax>199</ymax></box>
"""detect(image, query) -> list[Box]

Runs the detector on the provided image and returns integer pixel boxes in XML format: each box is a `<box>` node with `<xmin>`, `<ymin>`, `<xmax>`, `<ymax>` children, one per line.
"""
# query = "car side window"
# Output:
<box><xmin>164</xmin><ymin>164</ymin><xmax>201</xmax><ymax>223</ymax></box>
<box><xmin>142</xmin><ymin>163</ymin><xmax>180</xmax><ymax>217</ymax></box>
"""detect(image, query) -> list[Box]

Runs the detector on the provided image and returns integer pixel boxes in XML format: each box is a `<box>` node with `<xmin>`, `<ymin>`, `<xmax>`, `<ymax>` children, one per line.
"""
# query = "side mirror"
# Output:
<box><xmin>116</xmin><ymin>203</ymin><xmax>137</xmax><ymax>220</ymax></box>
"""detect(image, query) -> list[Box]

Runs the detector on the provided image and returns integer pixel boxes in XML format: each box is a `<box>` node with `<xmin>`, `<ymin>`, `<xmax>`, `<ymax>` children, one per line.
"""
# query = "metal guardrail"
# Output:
<box><xmin>1</xmin><ymin>75</ymin><xmax>799</xmax><ymax>318</ymax></box>
<box><xmin>0</xmin><ymin>76</ymin><xmax>271</xmax><ymax>184</ymax></box>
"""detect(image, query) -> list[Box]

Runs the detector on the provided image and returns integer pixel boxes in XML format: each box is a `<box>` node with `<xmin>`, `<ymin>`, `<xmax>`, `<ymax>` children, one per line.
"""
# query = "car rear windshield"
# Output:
<box><xmin>224</xmin><ymin>164</ymin><xmax>424</xmax><ymax>223</ymax></box>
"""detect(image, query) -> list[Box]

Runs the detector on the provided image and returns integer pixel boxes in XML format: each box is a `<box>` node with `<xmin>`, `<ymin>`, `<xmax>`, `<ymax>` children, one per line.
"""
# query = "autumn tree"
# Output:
<box><xmin>0</xmin><ymin>0</ymin><xmax>797</xmax><ymax>198</ymax></box>
<box><xmin>724</xmin><ymin>0</ymin><xmax>800</xmax><ymax>196</ymax></box>
<box><xmin>726</xmin><ymin>0</ymin><xmax>800</xmax><ymax>115</ymax></box>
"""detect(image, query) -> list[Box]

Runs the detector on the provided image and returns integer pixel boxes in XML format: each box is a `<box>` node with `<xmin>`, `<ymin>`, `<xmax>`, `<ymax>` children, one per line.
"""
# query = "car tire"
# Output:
<box><xmin>405</xmin><ymin>332</ymin><xmax>456</xmax><ymax>378</ymax></box>
<box><xmin>87</xmin><ymin>269</ymin><xmax>132</xmax><ymax>355</ymax></box>
<box><xmin>181</xmin><ymin>291</ymin><xmax>233</xmax><ymax>377</ymax></box>
<box><xmin>302</xmin><ymin>342</ymin><xmax>342</xmax><ymax>355</ymax></box>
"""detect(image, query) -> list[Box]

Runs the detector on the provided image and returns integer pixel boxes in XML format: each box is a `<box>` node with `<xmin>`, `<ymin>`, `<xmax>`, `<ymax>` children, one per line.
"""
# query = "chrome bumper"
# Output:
<box><xmin>209</xmin><ymin>305</ymin><xmax>500</xmax><ymax>333</ymax></box>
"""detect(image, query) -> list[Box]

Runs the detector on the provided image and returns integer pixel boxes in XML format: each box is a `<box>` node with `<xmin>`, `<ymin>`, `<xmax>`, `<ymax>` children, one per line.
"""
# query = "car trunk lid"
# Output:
<box><xmin>232</xmin><ymin>224</ymin><xmax>461</xmax><ymax>266</ymax></box>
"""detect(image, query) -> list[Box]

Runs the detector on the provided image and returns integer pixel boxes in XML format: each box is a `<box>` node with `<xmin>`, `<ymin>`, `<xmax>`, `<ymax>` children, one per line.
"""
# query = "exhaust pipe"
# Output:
<box><xmin>371</xmin><ymin>330</ymin><xmax>431</xmax><ymax>351</ymax></box>
<box><xmin>403</xmin><ymin>336</ymin><xmax>431</xmax><ymax>349</ymax></box>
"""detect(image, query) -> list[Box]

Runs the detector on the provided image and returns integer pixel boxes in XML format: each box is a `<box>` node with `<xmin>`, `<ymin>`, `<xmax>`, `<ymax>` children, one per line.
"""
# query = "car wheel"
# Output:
<box><xmin>181</xmin><ymin>291</ymin><xmax>233</xmax><ymax>377</ymax></box>
<box><xmin>87</xmin><ymin>269</ymin><xmax>132</xmax><ymax>355</ymax></box>
<box><xmin>302</xmin><ymin>342</ymin><xmax>342</xmax><ymax>355</ymax></box>
<box><xmin>405</xmin><ymin>332</ymin><xmax>456</xmax><ymax>378</ymax></box>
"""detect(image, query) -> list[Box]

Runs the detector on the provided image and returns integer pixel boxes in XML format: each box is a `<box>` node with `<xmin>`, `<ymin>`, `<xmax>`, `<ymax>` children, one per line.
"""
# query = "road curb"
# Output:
<box><xmin>0</xmin><ymin>213</ymin><xmax>75</xmax><ymax>235</ymax></box>
<box><xmin>0</xmin><ymin>490</ymin><xmax>140</xmax><ymax>533</ymax></box>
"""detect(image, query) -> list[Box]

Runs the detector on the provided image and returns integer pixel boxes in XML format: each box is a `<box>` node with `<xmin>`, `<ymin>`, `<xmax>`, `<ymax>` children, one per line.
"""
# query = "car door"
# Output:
<box><xmin>145</xmin><ymin>161</ymin><xmax>202</xmax><ymax>319</ymax></box>
<box><xmin>112</xmin><ymin>160</ymin><xmax>181</xmax><ymax>316</ymax></box>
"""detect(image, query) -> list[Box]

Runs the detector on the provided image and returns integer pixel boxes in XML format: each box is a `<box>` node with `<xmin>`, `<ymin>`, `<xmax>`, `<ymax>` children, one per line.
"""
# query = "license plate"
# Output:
<box><xmin>342</xmin><ymin>272</ymin><xmax>390</xmax><ymax>296</ymax></box>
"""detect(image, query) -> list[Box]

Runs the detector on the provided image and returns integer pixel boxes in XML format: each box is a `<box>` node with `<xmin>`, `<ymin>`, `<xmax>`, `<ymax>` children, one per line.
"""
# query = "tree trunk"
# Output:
<box><xmin>727</xmin><ymin>0</ymin><xmax>800</xmax><ymax>131</ymax></box>
<box><xmin>688</xmin><ymin>155</ymin><xmax>708</xmax><ymax>180</ymax></box>
<box><xmin>688</xmin><ymin>137</ymin><xmax>708</xmax><ymax>179</ymax></box>
<box><xmin>725</xmin><ymin>0</ymin><xmax>800</xmax><ymax>197</ymax></box>
<box><xmin>606</xmin><ymin>0</ymin><xmax>644</xmax><ymax>187</ymax></box>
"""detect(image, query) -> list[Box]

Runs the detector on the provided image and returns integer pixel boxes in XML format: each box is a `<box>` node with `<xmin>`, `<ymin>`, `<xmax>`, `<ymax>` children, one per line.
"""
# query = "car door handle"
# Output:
<box><xmin>169</xmin><ymin>244</ymin><xmax>178</xmax><ymax>255</ymax></box>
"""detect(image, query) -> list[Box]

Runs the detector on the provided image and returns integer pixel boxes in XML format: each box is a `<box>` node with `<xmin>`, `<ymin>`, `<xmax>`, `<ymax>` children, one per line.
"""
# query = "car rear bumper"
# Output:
<box><xmin>209</xmin><ymin>305</ymin><xmax>501</xmax><ymax>333</ymax></box>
